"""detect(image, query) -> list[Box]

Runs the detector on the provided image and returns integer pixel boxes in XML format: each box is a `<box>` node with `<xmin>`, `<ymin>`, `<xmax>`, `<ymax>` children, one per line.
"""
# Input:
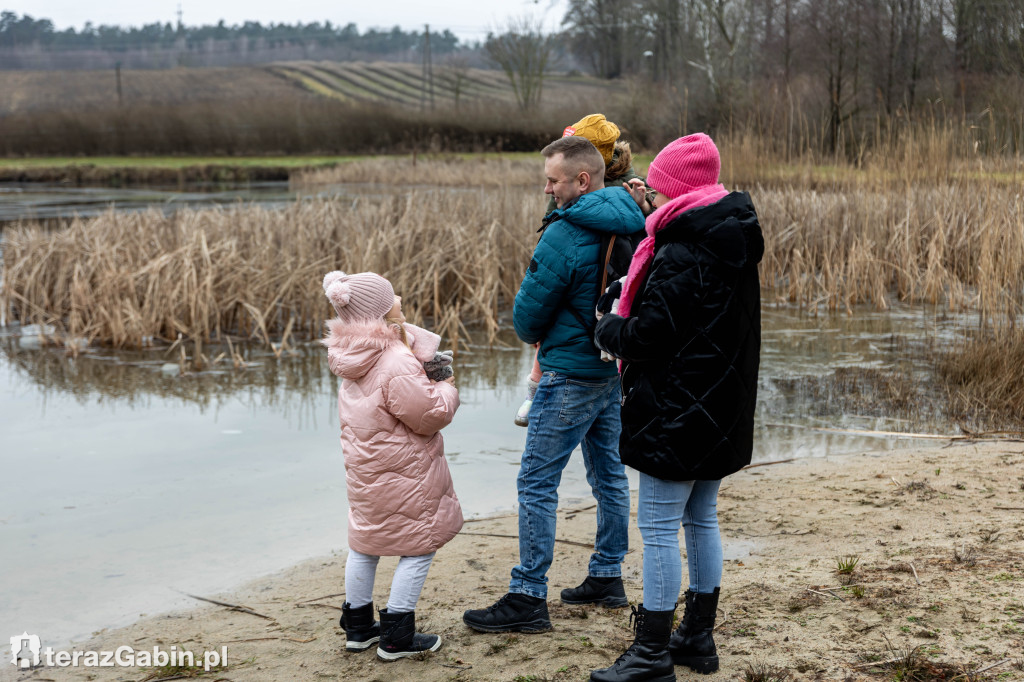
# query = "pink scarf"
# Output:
<box><xmin>618</xmin><ymin>185</ymin><xmax>729</xmax><ymax>318</ymax></box>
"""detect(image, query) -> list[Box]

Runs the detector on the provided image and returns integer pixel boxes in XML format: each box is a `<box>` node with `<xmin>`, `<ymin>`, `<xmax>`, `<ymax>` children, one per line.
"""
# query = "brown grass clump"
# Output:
<box><xmin>937</xmin><ymin>332</ymin><xmax>1024</xmax><ymax>430</ymax></box>
<box><xmin>1</xmin><ymin>189</ymin><xmax>544</xmax><ymax>348</ymax></box>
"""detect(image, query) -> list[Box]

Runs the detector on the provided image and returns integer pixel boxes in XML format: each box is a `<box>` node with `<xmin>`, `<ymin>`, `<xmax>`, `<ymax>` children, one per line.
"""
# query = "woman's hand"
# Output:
<box><xmin>618</xmin><ymin>176</ymin><xmax>643</xmax><ymax>205</ymax></box>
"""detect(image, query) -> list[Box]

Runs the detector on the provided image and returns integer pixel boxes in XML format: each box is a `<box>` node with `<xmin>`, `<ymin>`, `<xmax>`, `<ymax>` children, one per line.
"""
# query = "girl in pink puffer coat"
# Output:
<box><xmin>321</xmin><ymin>270</ymin><xmax>462</xmax><ymax>662</ymax></box>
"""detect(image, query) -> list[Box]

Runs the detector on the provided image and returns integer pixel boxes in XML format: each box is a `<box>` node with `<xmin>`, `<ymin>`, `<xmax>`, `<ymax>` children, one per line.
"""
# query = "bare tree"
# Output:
<box><xmin>484</xmin><ymin>17</ymin><xmax>553</xmax><ymax>111</ymax></box>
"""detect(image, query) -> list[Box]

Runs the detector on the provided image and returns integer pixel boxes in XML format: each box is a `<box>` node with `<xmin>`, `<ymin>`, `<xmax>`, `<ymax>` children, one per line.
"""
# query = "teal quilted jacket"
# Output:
<box><xmin>513</xmin><ymin>187</ymin><xmax>645</xmax><ymax>379</ymax></box>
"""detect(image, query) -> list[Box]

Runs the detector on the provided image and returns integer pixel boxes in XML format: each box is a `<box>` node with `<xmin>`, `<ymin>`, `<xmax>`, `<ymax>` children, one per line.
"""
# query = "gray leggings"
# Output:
<box><xmin>345</xmin><ymin>548</ymin><xmax>436</xmax><ymax>613</ymax></box>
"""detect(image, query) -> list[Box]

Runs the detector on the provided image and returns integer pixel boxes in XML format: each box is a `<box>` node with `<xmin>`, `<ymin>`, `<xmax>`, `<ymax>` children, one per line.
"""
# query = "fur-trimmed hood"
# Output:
<box><xmin>322</xmin><ymin>318</ymin><xmax>441</xmax><ymax>380</ymax></box>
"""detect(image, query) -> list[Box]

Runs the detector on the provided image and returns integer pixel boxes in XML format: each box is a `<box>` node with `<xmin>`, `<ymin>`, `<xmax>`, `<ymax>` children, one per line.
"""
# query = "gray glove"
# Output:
<box><xmin>424</xmin><ymin>350</ymin><xmax>454</xmax><ymax>381</ymax></box>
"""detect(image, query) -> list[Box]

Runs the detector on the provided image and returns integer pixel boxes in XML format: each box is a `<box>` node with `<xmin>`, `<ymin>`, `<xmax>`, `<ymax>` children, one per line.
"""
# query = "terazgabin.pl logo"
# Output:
<box><xmin>10</xmin><ymin>633</ymin><xmax>40</xmax><ymax>668</ymax></box>
<box><xmin>8</xmin><ymin>633</ymin><xmax>227</xmax><ymax>671</ymax></box>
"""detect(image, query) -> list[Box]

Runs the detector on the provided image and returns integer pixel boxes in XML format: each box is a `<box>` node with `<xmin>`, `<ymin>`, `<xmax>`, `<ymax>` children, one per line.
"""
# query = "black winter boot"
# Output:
<box><xmin>339</xmin><ymin>602</ymin><xmax>380</xmax><ymax>652</ymax></box>
<box><xmin>667</xmin><ymin>589</ymin><xmax>696</xmax><ymax>650</ymax></box>
<box><xmin>376</xmin><ymin>608</ymin><xmax>442</xmax><ymax>661</ymax></box>
<box><xmin>668</xmin><ymin>587</ymin><xmax>719</xmax><ymax>674</ymax></box>
<box><xmin>561</xmin><ymin>575</ymin><xmax>629</xmax><ymax>607</ymax></box>
<box><xmin>462</xmin><ymin>592</ymin><xmax>552</xmax><ymax>633</ymax></box>
<box><xmin>590</xmin><ymin>605</ymin><xmax>676</xmax><ymax>682</ymax></box>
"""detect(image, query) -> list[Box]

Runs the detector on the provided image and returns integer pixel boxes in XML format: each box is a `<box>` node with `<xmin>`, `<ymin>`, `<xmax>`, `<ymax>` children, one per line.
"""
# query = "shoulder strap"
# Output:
<box><xmin>599</xmin><ymin>235</ymin><xmax>616</xmax><ymax>294</ymax></box>
<box><xmin>560</xmin><ymin>233</ymin><xmax>619</xmax><ymax>340</ymax></box>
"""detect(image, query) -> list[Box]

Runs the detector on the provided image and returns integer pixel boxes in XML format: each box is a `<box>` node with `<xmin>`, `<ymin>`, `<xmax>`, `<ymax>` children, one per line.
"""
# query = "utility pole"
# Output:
<box><xmin>176</xmin><ymin>3</ymin><xmax>183</xmax><ymax>32</ymax></box>
<box><xmin>424</xmin><ymin>24</ymin><xmax>434</xmax><ymax>110</ymax></box>
<box><xmin>420</xmin><ymin>27</ymin><xmax>426</xmax><ymax>110</ymax></box>
<box><xmin>115</xmin><ymin>61</ymin><xmax>123</xmax><ymax>105</ymax></box>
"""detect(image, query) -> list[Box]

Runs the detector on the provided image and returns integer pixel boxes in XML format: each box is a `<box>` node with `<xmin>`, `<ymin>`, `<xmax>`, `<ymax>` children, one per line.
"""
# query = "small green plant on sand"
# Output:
<box><xmin>743</xmin><ymin>659</ymin><xmax>792</xmax><ymax>682</ymax></box>
<box><xmin>138</xmin><ymin>649</ymin><xmax>233</xmax><ymax>681</ymax></box>
<box><xmin>486</xmin><ymin>634</ymin><xmax>519</xmax><ymax>656</ymax></box>
<box><xmin>836</xmin><ymin>555</ymin><xmax>860</xmax><ymax>574</ymax></box>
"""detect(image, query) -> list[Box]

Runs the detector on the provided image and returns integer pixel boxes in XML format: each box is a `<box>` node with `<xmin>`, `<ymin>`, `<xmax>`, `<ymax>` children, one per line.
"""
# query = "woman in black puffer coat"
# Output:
<box><xmin>588</xmin><ymin>134</ymin><xmax>763</xmax><ymax>682</ymax></box>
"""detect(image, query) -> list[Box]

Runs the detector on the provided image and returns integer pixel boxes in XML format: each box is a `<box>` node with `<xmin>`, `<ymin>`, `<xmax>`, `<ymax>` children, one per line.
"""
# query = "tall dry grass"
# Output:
<box><xmin>1</xmin><ymin>189</ymin><xmax>545</xmax><ymax>349</ymax></box>
<box><xmin>756</xmin><ymin>183</ymin><xmax>1024</xmax><ymax>322</ymax></box>
<box><xmin>4</xmin><ymin>147</ymin><xmax>1023</xmax><ymax>352</ymax></box>
<box><xmin>293</xmin><ymin>155</ymin><xmax>544</xmax><ymax>188</ymax></box>
<box><xmin>936</xmin><ymin>334</ymin><xmax>1024</xmax><ymax>429</ymax></box>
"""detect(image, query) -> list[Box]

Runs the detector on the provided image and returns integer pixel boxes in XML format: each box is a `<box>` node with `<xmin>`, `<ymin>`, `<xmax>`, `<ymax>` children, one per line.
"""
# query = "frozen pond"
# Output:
<box><xmin>0</xmin><ymin>180</ymin><xmax>472</xmax><ymax>224</ymax></box>
<box><xmin>0</xmin><ymin>304</ymin><xmax>975</xmax><ymax>648</ymax></box>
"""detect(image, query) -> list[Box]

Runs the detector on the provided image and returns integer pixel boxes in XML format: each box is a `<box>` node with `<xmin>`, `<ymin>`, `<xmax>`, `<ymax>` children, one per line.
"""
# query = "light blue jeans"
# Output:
<box><xmin>638</xmin><ymin>472</ymin><xmax>723</xmax><ymax>611</ymax></box>
<box><xmin>509</xmin><ymin>372</ymin><xmax>631</xmax><ymax>599</ymax></box>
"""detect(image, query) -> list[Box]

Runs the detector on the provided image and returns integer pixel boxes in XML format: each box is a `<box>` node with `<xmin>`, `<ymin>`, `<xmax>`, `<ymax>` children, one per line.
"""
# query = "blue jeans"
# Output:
<box><xmin>509</xmin><ymin>372</ymin><xmax>631</xmax><ymax>599</ymax></box>
<box><xmin>637</xmin><ymin>472</ymin><xmax>723</xmax><ymax>611</ymax></box>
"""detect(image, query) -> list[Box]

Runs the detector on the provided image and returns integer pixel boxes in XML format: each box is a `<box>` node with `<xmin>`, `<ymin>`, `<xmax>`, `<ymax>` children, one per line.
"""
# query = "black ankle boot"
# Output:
<box><xmin>339</xmin><ymin>602</ymin><xmax>380</xmax><ymax>652</ymax></box>
<box><xmin>376</xmin><ymin>608</ymin><xmax>442</xmax><ymax>661</ymax></box>
<box><xmin>561</xmin><ymin>576</ymin><xmax>629</xmax><ymax>607</ymax></box>
<box><xmin>590</xmin><ymin>605</ymin><xmax>676</xmax><ymax>682</ymax></box>
<box><xmin>667</xmin><ymin>589</ymin><xmax>696</xmax><ymax>649</ymax></box>
<box><xmin>668</xmin><ymin>587</ymin><xmax>719</xmax><ymax>674</ymax></box>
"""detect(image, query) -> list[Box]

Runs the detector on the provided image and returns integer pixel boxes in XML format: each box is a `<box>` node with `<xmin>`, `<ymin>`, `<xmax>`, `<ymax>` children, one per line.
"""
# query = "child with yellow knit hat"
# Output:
<box><xmin>515</xmin><ymin>114</ymin><xmax>651</xmax><ymax>427</ymax></box>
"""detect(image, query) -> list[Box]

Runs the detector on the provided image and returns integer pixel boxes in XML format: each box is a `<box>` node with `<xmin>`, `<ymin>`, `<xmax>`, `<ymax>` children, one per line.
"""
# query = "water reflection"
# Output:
<box><xmin>0</xmin><ymin>304</ymin><xmax>981</xmax><ymax>648</ymax></box>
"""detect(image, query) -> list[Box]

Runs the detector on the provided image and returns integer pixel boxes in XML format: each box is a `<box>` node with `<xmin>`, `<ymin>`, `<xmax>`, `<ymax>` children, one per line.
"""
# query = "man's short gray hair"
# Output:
<box><xmin>541</xmin><ymin>136</ymin><xmax>606</xmax><ymax>185</ymax></box>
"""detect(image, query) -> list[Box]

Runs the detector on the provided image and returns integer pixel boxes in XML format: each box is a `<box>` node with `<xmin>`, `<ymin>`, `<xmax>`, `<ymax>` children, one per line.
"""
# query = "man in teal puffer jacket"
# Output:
<box><xmin>463</xmin><ymin>136</ymin><xmax>646</xmax><ymax>633</ymax></box>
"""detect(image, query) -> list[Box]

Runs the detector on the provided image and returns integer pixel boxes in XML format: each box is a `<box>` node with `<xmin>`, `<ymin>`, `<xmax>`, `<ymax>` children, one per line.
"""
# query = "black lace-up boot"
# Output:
<box><xmin>560</xmin><ymin>575</ymin><xmax>629</xmax><ymax>607</ymax></box>
<box><xmin>668</xmin><ymin>587</ymin><xmax>719</xmax><ymax>674</ymax></box>
<box><xmin>339</xmin><ymin>601</ymin><xmax>380</xmax><ymax>652</ymax></box>
<box><xmin>590</xmin><ymin>604</ymin><xmax>676</xmax><ymax>682</ymax></box>
<box><xmin>462</xmin><ymin>592</ymin><xmax>552</xmax><ymax>633</ymax></box>
<box><xmin>376</xmin><ymin>608</ymin><xmax>442</xmax><ymax>661</ymax></box>
<box><xmin>667</xmin><ymin>589</ymin><xmax>696</xmax><ymax>650</ymax></box>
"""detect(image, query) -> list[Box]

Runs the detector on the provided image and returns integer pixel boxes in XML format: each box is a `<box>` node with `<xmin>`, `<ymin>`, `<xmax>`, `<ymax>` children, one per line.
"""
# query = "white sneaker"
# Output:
<box><xmin>514</xmin><ymin>398</ymin><xmax>532</xmax><ymax>427</ymax></box>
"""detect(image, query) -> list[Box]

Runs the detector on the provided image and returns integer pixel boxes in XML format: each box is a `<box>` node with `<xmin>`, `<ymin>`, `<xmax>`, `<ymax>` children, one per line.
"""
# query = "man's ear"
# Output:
<box><xmin>577</xmin><ymin>170</ymin><xmax>592</xmax><ymax>193</ymax></box>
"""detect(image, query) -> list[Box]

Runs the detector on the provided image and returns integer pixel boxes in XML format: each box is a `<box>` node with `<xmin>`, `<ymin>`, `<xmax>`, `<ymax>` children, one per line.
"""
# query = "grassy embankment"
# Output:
<box><xmin>0</xmin><ymin>155</ymin><xmax>361</xmax><ymax>184</ymax></box>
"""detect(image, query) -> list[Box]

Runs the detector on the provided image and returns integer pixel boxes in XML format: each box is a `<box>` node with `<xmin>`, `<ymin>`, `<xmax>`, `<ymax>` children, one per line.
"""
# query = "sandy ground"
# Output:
<box><xmin>7</xmin><ymin>441</ymin><xmax>1024</xmax><ymax>682</ymax></box>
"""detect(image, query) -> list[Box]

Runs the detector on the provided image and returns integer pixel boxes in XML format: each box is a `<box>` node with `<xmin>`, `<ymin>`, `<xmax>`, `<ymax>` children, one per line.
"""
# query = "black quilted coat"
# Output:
<box><xmin>594</xmin><ymin>191</ymin><xmax>763</xmax><ymax>481</ymax></box>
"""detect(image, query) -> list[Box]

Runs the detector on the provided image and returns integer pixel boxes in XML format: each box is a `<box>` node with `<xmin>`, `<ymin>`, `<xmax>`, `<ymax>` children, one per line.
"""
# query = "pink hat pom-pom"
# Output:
<box><xmin>322</xmin><ymin>270</ymin><xmax>347</xmax><ymax>292</ymax></box>
<box><xmin>326</xmin><ymin>281</ymin><xmax>351</xmax><ymax>307</ymax></box>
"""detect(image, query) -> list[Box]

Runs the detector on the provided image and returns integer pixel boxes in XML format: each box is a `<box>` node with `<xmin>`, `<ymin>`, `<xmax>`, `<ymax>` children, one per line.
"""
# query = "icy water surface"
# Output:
<box><xmin>0</xmin><ymin>180</ymin><xmax>473</xmax><ymax>224</ymax></box>
<box><xmin>0</xmin><ymin>304</ymin><xmax>976</xmax><ymax>649</ymax></box>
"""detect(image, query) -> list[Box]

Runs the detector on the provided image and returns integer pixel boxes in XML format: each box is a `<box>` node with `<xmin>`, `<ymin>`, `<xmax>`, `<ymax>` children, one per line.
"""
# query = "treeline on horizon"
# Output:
<box><xmin>0</xmin><ymin>11</ymin><xmax>460</xmax><ymax>52</ymax></box>
<box><xmin>0</xmin><ymin>11</ymin><xmax>466</xmax><ymax>69</ymax></box>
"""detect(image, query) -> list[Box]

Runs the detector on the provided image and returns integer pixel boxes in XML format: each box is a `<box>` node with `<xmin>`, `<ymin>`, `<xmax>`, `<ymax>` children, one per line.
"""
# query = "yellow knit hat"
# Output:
<box><xmin>562</xmin><ymin>113</ymin><xmax>620</xmax><ymax>164</ymax></box>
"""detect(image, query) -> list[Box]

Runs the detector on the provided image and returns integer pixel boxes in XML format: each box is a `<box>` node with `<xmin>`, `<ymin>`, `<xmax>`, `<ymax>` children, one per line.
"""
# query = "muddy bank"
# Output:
<box><xmin>6</xmin><ymin>442</ymin><xmax>1024</xmax><ymax>682</ymax></box>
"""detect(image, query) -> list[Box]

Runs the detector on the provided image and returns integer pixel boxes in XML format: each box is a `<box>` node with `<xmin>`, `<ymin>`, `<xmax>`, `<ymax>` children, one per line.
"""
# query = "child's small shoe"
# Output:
<box><xmin>514</xmin><ymin>398</ymin><xmax>532</xmax><ymax>427</ymax></box>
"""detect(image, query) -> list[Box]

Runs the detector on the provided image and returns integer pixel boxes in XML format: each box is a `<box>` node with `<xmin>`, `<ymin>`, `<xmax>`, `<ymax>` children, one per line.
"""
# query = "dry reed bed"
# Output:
<box><xmin>757</xmin><ymin>183</ymin><xmax>1024</xmax><ymax>322</ymax></box>
<box><xmin>3</xmin><ymin>174</ymin><xmax>1023</xmax><ymax>350</ymax></box>
<box><xmin>1</xmin><ymin>189</ymin><xmax>545</xmax><ymax>348</ymax></box>
<box><xmin>292</xmin><ymin>156</ymin><xmax>545</xmax><ymax>189</ymax></box>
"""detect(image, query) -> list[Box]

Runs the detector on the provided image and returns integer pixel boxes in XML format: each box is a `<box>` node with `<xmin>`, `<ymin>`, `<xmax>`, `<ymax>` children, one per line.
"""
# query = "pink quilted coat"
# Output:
<box><xmin>323</xmin><ymin>318</ymin><xmax>463</xmax><ymax>557</ymax></box>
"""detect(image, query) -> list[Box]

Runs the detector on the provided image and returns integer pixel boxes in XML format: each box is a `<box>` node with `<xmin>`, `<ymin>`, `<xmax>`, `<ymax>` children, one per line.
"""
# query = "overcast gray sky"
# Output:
<box><xmin>2</xmin><ymin>0</ymin><xmax>570</xmax><ymax>43</ymax></box>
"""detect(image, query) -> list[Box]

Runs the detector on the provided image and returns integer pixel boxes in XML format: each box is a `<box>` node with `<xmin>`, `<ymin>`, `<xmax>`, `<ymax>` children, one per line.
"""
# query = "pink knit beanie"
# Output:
<box><xmin>645</xmin><ymin>133</ymin><xmax>721</xmax><ymax>200</ymax></box>
<box><xmin>323</xmin><ymin>271</ymin><xmax>395</xmax><ymax>323</ymax></box>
